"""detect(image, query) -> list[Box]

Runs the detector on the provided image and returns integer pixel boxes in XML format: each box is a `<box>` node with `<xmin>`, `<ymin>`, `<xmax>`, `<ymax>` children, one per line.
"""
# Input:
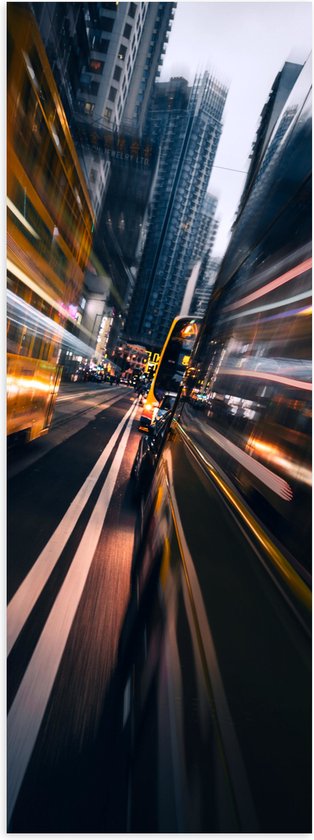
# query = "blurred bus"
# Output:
<box><xmin>138</xmin><ymin>316</ymin><xmax>201</xmax><ymax>431</ymax></box>
<box><xmin>7</xmin><ymin>4</ymin><xmax>94</xmax><ymax>442</ymax></box>
<box><xmin>115</xmin><ymin>58</ymin><xmax>312</xmax><ymax>832</ymax></box>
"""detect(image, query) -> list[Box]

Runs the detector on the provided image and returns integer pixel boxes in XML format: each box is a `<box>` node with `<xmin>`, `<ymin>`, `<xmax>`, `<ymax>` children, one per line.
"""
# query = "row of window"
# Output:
<box><xmin>21</xmin><ymin>45</ymin><xmax>91</xmax><ymax>225</ymax></box>
<box><xmin>13</xmin><ymin>79</ymin><xmax>91</xmax><ymax>271</ymax></box>
<box><xmin>79</xmin><ymin>2</ymin><xmax>147</xmax><ymax>124</ymax></box>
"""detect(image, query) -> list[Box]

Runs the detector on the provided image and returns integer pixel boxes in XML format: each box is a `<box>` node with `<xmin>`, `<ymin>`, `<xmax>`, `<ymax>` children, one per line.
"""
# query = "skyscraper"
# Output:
<box><xmin>33</xmin><ymin>2</ymin><xmax>176</xmax><ymax>215</ymax></box>
<box><xmin>125</xmin><ymin>72</ymin><xmax>227</xmax><ymax>349</ymax></box>
<box><xmin>236</xmin><ymin>60</ymin><xmax>303</xmax><ymax>218</ymax></box>
<box><xmin>189</xmin><ymin>192</ymin><xmax>219</xmax><ymax>267</ymax></box>
<box><xmin>32</xmin><ymin>1</ymin><xmax>176</xmax><ymax>356</ymax></box>
<box><xmin>191</xmin><ymin>255</ymin><xmax>221</xmax><ymax>317</ymax></box>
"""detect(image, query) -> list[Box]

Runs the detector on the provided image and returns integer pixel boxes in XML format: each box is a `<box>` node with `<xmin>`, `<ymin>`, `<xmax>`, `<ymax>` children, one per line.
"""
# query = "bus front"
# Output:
<box><xmin>139</xmin><ymin>316</ymin><xmax>201</xmax><ymax>432</ymax></box>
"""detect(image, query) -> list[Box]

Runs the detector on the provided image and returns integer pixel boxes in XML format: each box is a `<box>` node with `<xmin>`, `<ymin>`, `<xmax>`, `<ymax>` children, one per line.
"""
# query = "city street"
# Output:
<box><xmin>7</xmin><ymin>383</ymin><xmax>140</xmax><ymax>831</ymax></box>
<box><xmin>7</xmin><ymin>2</ymin><xmax>311</xmax><ymax>831</ymax></box>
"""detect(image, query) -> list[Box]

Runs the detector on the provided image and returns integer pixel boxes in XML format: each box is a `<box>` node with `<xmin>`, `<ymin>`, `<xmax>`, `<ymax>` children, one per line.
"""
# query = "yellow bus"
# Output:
<box><xmin>138</xmin><ymin>316</ymin><xmax>202</xmax><ymax>431</ymax></box>
<box><xmin>7</xmin><ymin>4</ymin><xmax>95</xmax><ymax>442</ymax></box>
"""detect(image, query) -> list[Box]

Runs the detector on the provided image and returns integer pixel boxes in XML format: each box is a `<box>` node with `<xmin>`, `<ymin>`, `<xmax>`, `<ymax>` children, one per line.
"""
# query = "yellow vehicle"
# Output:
<box><xmin>7</xmin><ymin>4</ymin><xmax>94</xmax><ymax>441</ymax></box>
<box><xmin>138</xmin><ymin>316</ymin><xmax>201</xmax><ymax>431</ymax></box>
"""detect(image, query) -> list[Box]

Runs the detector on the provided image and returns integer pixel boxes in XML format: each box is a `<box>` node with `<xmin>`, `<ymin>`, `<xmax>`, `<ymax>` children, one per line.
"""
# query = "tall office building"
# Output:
<box><xmin>213</xmin><ymin>56</ymin><xmax>310</xmax><ymax>302</ymax></box>
<box><xmin>32</xmin><ymin>1</ymin><xmax>176</xmax><ymax>357</ymax></box>
<box><xmin>125</xmin><ymin>72</ymin><xmax>228</xmax><ymax>348</ymax></box>
<box><xmin>33</xmin><ymin>2</ymin><xmax>176</xmax><ymax>215</ymax></box>
<box><xmin>237</xmin><ymin>60</ymin><xmax>303</xmax><ymax>217</ymax></box>
<box><xmin>190</xmin><ymin>193</ymin><xmax>218</xmax><ymax>266</ymax></box>
<box><xmin>191</xmin><ymin>255</ymin><xmax>221</xmax><ymax>317</ymax></box>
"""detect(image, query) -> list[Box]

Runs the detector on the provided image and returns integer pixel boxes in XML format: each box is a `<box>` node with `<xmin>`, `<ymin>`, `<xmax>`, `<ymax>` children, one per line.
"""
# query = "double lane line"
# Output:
<box><xmin>7</xmin><ymin>399</ymin><xmax>138</xmax><ymax>824</ymax></box>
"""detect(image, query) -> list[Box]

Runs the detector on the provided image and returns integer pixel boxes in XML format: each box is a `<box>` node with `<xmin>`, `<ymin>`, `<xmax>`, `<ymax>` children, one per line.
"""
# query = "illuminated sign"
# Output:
<box><xmin>144</xmin><ymin>351</ymin><xmax>160</xmax><ymax>374</ymax></box>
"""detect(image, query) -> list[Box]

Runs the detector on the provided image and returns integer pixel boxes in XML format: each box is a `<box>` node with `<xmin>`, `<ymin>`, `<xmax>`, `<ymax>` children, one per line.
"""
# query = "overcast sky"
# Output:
<box><xmin>159</xmin><ymin>1</ymin><xmax>312</xmax><ymax>258</ymax></box>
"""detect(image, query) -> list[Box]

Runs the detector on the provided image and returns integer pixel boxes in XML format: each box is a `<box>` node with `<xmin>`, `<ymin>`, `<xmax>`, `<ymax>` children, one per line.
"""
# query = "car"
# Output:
<box><xmin>131</xmin><ymin>411</ymin><xmax>172</xmax><ymax>499</ymax></box>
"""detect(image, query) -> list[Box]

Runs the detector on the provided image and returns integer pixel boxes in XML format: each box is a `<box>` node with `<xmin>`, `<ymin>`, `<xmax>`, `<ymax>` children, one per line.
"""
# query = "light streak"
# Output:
<box><xmin>298</xmin><ymin>306</ymin><xmax>312</xmax><ymax>316</ymax></box>
<box><xmin>246</xmin><ymin>438</ymin><xmax>312</xmax><ymax>488</ymax></box>
<box><xmin>218</xmin><ymin>368</ymin><xmax>312</xmax><ymax>392</ymax></box>
<box><xmin>7</xmin><ymin>375</ymin><xmax>54</xmax><ymax>395</ymax></box>
<box><xmin>7</xmin><ymin>289</ymin><xmax>94</xmax><ymax>358</ymax></box>
<box><xmin>174</xmin><ymin>422</ymin><xmax>311</xmax><ymax>612</ymax></box>
<box><xmin>189</xmin><ymin>416</ymin><xmax>293</xmax><ymax>500</ymax></box>
<box><xmin>7</xmin><ymin>260</ymin><xmax>92</xmax><ymax>340</ymax></box>
<box><xmin>225</xmin><ymin>257</ymin><xmax>312</xmax><ymax>312</ymax></box>
<box><xmin>225</xmin><ymin>289</ymin><xmax>311</xmax><ymax>321</ymax></box>
<box><xmin>7</xmin><ymin>198</ymin><xmax>39</xmax><ymax>239</ymax></box>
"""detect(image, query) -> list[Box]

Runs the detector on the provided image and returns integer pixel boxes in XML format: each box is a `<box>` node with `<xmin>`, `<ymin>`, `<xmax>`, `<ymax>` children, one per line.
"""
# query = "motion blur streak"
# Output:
<box><xmin>7</xmin><ymin>400</ymin><xmax>136</xmax><ymax>655</ymax></box>
<box><xmin>7</xmin><ymin>198</ymin><xmax>39</xmax><ymax>239</ymax></box>
<box><xmin>220</xmin><ymin>368</ymin><xmax>312</xmax><ymax>392</ymax></box>
<box><xmin>225</xmin><ymin>257</ymin><xmax>312</xmax><ymax>311</ymax></box>
<box><xmin>56</xmin><ymin>387</ymin><xmax>121</xmax><ymax>403</ymax></box>
<box><xmin>7</xmin><ymin>401</ymin><xmax>138</xmax><ymax>824</ymax></box>
<box><xmin>175</xmin><ymin>423</ymin><xmax>311</xmax><ymax>612</ymax></box>
<box><xmin>7</xmin><ymin>288</ymin><xmax>93</xmax><ymax>349</ymax></box>
<box><xmin>246</xmin><ymin>439</ymin><xmax>312</xmax><ymax>487</ymax></box>
<box><xmin>7</xmin><ymin>261</ymin><xmax>91</xmax><ymax>340</ymax></box>
<box><xmin>226</xmin><ymin>289</ymin><xmax>311</xmax><ymax>320</ymax></box>
<box><xmin>162</xmin><ymin>453</ymin><xmax>259</xmax><ymax>830</ymax></box>
<box><xmin>187</xmin><ymin>415</ymin><xmax>293</xmax><ymax>499</ymax></box>
<box><xmin>7</xmin><ymin>375</ymin><xmax>54</xmax><ymax>396</ymax></box>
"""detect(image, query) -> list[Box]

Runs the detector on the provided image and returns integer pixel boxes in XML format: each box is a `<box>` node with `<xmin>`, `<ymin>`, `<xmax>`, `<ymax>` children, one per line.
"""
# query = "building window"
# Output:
<box><xmin>89</xmin><ymin>59</ymin><xmax>104</xmax><ymax>74</ymax></box>
<box><xmin>90</xmin><ymin>80</ymin><xmax>100</xmax><ymax>96</ymax></box>
<box><xmin>83</xmin><ymin>101</ymin><xmax>94</xmax><ymax>114</ymax></box>
<box><xmin>105</xmin><ymin>106</ymin><xmax>112</xmax><ymax>120</ymax></box>
<box><xmin>108</xmin><ymin>86</ymin><xmax>117</xmax><ymax>103</ymax></box>
<box><xmin>90</xmin><ymin>32</ymin><xmax>109</xmax><ymax>53</ymax></box>
<box><xmin>101</xmin><ymin>16</ymin><xmax>114</xmax><ymax>32</ymax></box>
<box><xmin>123</xmin><ymin>22</ymin><xmax>132</xmax><ymax>39</ymax></box>
<box><xmin>118</xmin><ymin>43</ymin><xmax>127</xmax><ymax>60</ymax></box>
<box><xmin>113</xmin><ymin>65</ymin><xmax>122</xmax><ymax>82</ymax></box>
<box><xmin>90</xmin><ymin>168</ymin><xmax>97</xmax><ymax>184</ymax></box>
<box><xmin>128</xmin><ymin>2</ymin><xmax>137</xmax><ymax>18</ymax></box>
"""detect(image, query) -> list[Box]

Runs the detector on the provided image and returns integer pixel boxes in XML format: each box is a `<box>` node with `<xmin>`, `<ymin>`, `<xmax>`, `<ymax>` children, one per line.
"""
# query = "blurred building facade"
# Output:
<box><xmin>236</xmin><ymin>60</ymin><xmax>303</xmax><ymax>218</ymax></box>
<box><xmin>212</xmin><ymin>55</ymin><xmax>310</xmax><ymax>301</ymax></box>
<box><xmin>32</xmin><ymin>1</ymin><xmax>176</xmax><ymax>359</ymax></box>
<box><xmin>33</xmin><ymin>2</ymin><xmax>176</xmax><ymax>215</ymax></box>
<box><xmin>7</xmin><ymin>3</ymin><xmax>96</xmax><ymax>409</ymax></box>
<box><xmin>190</xmin><ymin>192</ymin><xmax>219</xmax><ymax>265</ymax></box>
<box><xmin>190</xmin><ymin>255</ymin><xmax>221</xmax><ymax>317</ymax></box>
<box><xmin>125</xmin><ymin>73</ymin><xmax>228</xmax><ymax>349</ymax></box>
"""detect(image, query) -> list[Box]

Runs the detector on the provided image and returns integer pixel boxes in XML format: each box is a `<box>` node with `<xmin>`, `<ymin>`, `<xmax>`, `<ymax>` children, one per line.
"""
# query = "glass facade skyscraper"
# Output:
<box><xmin>125</xmin><ymin>72</ymin><xmax>227</xmax><ymax>349</ymax></box>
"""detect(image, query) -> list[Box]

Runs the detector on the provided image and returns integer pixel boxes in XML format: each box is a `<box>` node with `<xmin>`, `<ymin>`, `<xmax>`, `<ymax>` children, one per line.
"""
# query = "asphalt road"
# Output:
<box><xmin>7</xmin><ymin>382</ymin><xmax>141</xmax><ymax>831</ymax></box>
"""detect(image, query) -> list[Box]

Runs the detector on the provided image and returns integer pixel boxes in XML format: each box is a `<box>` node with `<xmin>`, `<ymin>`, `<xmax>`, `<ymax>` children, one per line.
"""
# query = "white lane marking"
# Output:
<box><xmin>7</xmin><ymin>400</ymin><xmax>137</xmax><ymax>655</ymax></box>
<box><xmin>163</xmin><ymin>450</ymin><xmax>259</xmax><ymax>829</ymax></box>
<box><xmin>7</xmin><ymin>402</ymin><xmax>137</xmax><ymax>824</ymax></box>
